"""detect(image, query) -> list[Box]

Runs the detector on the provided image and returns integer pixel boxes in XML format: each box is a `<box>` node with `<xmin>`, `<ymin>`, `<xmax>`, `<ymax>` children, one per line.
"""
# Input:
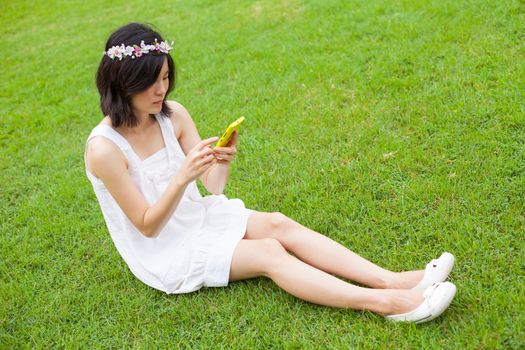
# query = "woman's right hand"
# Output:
<box><xmin>176</xmin><ymin>136</ymin><xmax>219</xmax><ymax>185</ymax></box>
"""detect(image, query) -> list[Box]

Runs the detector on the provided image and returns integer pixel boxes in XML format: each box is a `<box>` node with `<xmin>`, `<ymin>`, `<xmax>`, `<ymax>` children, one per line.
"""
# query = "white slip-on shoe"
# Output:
<box><xmin>386</xmin><ymin>282</ymin><xmax>457</xmax><ymax>324</ymax></box>
<box><xmin>413</xmin><ymin>252</ymin><xmax>455</xmax><ymax>289</ymax></box>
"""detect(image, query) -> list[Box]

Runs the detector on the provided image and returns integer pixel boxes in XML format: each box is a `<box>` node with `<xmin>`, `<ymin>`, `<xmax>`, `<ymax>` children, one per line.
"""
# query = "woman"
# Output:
<box><xmin>85</xmin><ymin>22</ymin><xmax>457</xmax><ymax>324</ymax></box>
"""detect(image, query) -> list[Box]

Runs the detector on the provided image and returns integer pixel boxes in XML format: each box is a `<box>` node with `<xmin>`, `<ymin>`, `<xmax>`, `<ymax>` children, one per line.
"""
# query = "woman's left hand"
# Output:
<box><xmin>213</xmin><ymin>131</ymin><xmax>238</xmax><ymax>164</ymax></box>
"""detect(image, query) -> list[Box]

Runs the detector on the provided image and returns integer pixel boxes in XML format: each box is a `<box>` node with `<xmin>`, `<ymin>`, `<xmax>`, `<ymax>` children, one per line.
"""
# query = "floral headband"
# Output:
<box><xmin>104</xmin><ymin>39</ymin><xmax>174</xmax><ymax>60</ymax></box>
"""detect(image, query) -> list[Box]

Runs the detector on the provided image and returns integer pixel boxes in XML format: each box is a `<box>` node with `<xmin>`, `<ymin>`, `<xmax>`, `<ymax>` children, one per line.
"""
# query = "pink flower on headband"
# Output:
<box><xmin>134</xmin><ymin>46</ymin><xmax>142</xmax><ymax>57</ymax></box>
<box><xmin>104</xmin><ymin>39</ymin><xmax>174</xmax><ymax>60</ymax></box>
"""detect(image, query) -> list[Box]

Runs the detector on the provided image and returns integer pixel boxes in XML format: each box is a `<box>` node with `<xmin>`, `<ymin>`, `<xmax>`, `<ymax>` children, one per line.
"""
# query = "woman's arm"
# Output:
<box><xmin>202</xmin><ymin>162</ymin><xmax>231</xmax><ymax>195</ymax></box>
<box><xmin>87</xmin><ymin>137</ymin><xmax>188</xmax><ymax>238</ymax></box>
<box><xmin>203</xmin><ymin>130</ymin><xmax>239</xmax><ymax>194</ymax></box>
<box><xmin>168</xmin><ymin>101</ymin><xmax>233</xmax><ymax>195</ymax></box>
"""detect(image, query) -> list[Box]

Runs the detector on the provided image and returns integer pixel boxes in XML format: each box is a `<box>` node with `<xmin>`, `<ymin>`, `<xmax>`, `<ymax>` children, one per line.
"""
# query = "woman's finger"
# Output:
<box><xmin>198</xmin><ymin>146</ymin><xmax>214</xmax><ymax>157</ymax></box>
<box><xmin>197</xmin><ymin>153</ymin><xmax>215</xmax><ymax>166</ymax></box>
<box><xmin>219</xmin><ymin>154</ymin><xmax>234</xmax><ymax>161</ymax></box>
<box><xmin>214</xmin><ymin>146</ymin><xmax>237</xmax><ymax>156</ymax></box>
<box><xmin>197</xmin><ymin>136</ymin><xmax>220</xmax><ymax>151</ymax></box>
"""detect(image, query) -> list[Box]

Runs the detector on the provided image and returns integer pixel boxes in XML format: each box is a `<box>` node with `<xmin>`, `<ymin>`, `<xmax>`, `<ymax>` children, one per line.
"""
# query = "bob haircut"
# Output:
<box><xmin>96</xmin><ymin>23</ymin><xmax>176</xmax><ymax>128</ymax></box>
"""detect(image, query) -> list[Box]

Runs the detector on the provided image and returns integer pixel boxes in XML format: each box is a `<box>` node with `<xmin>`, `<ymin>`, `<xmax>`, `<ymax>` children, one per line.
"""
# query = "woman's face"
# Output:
<box><xmin>131</xmin><ymin>58</ymin><xmax>170</xmax><ymax>117</ymax></box>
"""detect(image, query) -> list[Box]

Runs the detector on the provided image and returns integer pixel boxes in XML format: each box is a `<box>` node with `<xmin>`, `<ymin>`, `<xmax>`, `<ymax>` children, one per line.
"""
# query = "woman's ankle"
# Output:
<box><xmin>382</xmin><ymin>289</ymin><xmax>424</xmax><ymax>315</ymax></box>
<box><xmin>386</xmin><ymin>271</ymin><xmax>425</xmax><ymax>289</ymax></box>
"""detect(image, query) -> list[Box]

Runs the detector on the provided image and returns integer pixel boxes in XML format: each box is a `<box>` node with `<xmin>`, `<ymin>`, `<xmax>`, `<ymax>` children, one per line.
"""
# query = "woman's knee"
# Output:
<box><xmin>244</xmin><ymin>211</ymin><xmax>298</xmax><ymax>241</ymax></box>
<box><xmin>258</xmin><ymin>238</ymin><xmax>289</xmax><ymax>276</ymax></box>
<box><xmin>268</xmin><ymin>212</ymin><xmax>296</xmax><ymax>234</ymax></box>
<box><xmin>229</xmin><ymin>238</ymin><xmax>289</xmax><ymax>281</ymax></box>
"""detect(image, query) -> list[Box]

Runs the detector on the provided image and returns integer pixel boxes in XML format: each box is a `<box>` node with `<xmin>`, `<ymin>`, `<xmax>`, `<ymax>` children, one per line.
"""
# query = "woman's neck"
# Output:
<box><xmin>134</xmin><ymin>112</ymin><xmax>156</xmax><ymax>129</ymax></box>
<box><xmin>115</xmin><ymin>112</ymin><xmax>156</xmax><ymax>135</ymax></box>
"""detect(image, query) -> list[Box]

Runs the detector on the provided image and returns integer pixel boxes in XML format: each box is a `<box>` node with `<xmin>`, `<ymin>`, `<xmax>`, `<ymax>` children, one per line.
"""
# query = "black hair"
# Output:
<box><xmin>96</xmin><ymin>23</ymin><xmax>176</xmax><ymax>128</ymax></box>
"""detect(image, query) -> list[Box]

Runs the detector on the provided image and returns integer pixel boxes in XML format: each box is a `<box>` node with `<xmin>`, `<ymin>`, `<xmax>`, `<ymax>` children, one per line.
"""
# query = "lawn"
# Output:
<box><xmin>1</xmin><ymin>0</ymin><xmax>524</xmax><ymax>348</ymax></box>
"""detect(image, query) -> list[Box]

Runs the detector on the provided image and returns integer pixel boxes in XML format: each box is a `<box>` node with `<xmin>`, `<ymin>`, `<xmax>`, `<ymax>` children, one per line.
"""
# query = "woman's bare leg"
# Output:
<box><xmin>244</xmin><ymin>212</ymin><xmax>424</xmax><ymax>289</ymax></box>
<box><xmin>229</xmin><ymin>238</ymin><xmax>424</xmax><ymax>315</ymax></box>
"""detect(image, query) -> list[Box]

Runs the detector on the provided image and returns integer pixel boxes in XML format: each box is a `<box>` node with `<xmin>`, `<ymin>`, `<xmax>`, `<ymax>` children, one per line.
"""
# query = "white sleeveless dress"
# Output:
<box><xmin>84</xmin><ymin>113</ymin><xmax>253</xmax><ymax>294</ymax></box>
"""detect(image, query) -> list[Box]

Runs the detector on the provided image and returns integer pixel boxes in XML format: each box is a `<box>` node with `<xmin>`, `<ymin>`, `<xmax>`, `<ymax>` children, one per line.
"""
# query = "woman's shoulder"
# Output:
<box><xmin>98</xmin><ymin>116</ymin><xmax>112</xmax><ymax>127</ymax></box>
<box><xmin>86</xmin><ymin>135</ymin><xmax>127</xmax><ymax>178</ymax></box>
<box><xmin>89</xmin><ymin>116</ymin><xmax>113</xmax><ymax>133</ymax></box>
<box><xmin>86</xmin><ymin>117</ymin><xmax>128</xmax><ymax>176</ymax></box>
<box><xmin>87</xmin><ymin>117</ymin><xmax>122</xmax><ymax>154</ymax></box>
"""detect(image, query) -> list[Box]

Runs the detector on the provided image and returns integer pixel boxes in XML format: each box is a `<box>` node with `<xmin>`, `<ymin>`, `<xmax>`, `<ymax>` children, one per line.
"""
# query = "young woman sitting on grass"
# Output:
<box><xmin>84</xmin><ymin>22</ymin><xmax>457</xmax><ymax>324</ymax></box>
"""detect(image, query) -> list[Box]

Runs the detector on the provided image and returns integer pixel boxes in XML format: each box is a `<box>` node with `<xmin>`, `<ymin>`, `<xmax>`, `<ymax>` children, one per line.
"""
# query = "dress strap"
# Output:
<box><xmin>155</xmin><ymin>113</ymin><xmax>186</xmax><ymax>169</ymax></box>
<box><xmin>87</xmin><ymin>124</ymin><xmax>132</xmax><ymax>152</ymax></box>
<box><xmin>155</xmin><ymin>113</ymin><xmax>203</xmax><ymax>201</ymax></box>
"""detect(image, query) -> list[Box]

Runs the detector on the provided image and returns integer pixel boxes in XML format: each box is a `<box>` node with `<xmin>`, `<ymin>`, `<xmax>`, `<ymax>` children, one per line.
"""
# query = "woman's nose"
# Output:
<box><xmin>156</xmin><ymin>83</ymin><xmax>166</xmax><ymax>95</ymax></box>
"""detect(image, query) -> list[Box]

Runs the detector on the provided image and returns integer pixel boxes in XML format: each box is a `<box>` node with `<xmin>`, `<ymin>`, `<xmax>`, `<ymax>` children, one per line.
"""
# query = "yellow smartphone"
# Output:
<box><xmin>216</xmin><ymin>116</ymin><xmax>245</xmax><ymax>147</ymax></box>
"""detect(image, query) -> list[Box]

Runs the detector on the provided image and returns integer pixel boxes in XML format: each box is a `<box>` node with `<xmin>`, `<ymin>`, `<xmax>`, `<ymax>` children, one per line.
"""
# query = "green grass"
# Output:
<box><xmin>1</xmin><ymin>0</ymin><xmax>524</xmax><ymax>348</ymax></box>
